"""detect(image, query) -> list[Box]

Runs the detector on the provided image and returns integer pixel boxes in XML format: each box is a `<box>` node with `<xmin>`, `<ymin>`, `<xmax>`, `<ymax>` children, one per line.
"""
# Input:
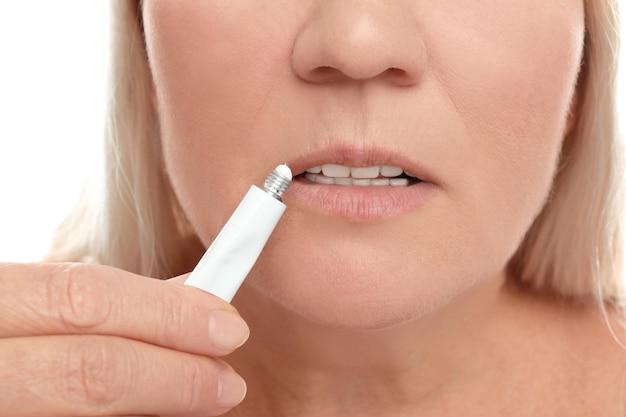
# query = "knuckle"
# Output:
<box><xmin>45</xmin><ymin>263</ymin><xmax>112</xmax><ymax>332</ymax></box>
<box><xmin>160</xmin><ymin>288</ymin><xmax>189</xmax><ymax>346</ymax></box>
<box><xmin>179</xmin><ymin>357</ymin><xmax>219</xmax><ymax>412</ymax></box>
<box><xmin>59</xmin><ymin>338</ymin><xmax>125</xmax><ymax>409</ymax></box>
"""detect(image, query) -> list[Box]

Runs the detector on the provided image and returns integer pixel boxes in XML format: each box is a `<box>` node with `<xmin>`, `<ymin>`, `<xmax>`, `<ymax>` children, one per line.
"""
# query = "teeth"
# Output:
<box><xmin>351</xmin><ymin>166</ymin><xmax>380</xmax><ymax>179</ymax></box>
<box><xmin>306</xmin><ymin>164</ymin><xmax>409</xmax><ymax>178</ymax></box>
<box><xmin>371</xmin><ymin>178</ymin><xmax>390</xmax><ymax>186</ymax></box>
<box><xmin>334</xmin><ymin>177</ymin><xmax>352</xmax><ymax>186</ymax></box>
<box><xmin>315</xmin><ymin>174</ymin><xmax>335</xmax><ymax>185</ymax></box>
<box><xmin>353</xmin><ymin>179</ymin><xmax>372</xmax><ymax>186</ymax></box>
<box><xmin>380</xmin><ymin>165</ymin><xmax>403</xmax><ymax>177</ymax></box>
<box><xmin>321</xmin><ymin>164</ymin><xmax>350</xmax><ymax>178</ymax></box>
<box><xmin>303</xmin><ymin>164</ymin><xmax>418</xmax><ymax>186</ymax></box>
<box><xmin>390</xmin><ymin>178</ymin><xmax>409</xmax><ymax>186</ymax></box>
<box><xmin>304</xmin><ymin>173</ymin><xmax>412</xmax><ymax>187</ymax></box>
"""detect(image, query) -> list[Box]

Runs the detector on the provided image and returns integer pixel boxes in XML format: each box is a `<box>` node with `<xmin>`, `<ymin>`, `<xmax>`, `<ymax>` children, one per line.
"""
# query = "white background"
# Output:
<box><xmin>0</xmin><ymin>3</ymin><xmax>625</xmax><ymax>262</ymax></box>
<box><xmin>0</xmin><ymin>2</ymin><xmax>109</xmax><ymax>261</ymax></box>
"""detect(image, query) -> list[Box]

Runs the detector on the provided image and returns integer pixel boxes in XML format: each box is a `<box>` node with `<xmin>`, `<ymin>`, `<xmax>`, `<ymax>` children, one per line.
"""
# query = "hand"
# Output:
<box><xmin>0</xmin><ymin>262</ymin><xmax>249</xmax><ymax>417</ymax></box>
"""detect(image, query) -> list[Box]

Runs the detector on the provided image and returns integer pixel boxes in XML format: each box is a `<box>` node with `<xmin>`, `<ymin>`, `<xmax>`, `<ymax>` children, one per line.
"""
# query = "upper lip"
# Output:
<box><xmin>287</xmin><ymin>143</ymin><xmax>437</xmax><ymax>183</ymax></box>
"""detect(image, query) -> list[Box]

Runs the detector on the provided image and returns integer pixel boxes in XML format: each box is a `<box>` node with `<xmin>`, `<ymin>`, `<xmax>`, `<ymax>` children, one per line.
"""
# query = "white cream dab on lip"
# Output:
<box><xmin>275</xmin><ymin>164</ymin><xmax>292</xmax><ymax>181</ymax></box>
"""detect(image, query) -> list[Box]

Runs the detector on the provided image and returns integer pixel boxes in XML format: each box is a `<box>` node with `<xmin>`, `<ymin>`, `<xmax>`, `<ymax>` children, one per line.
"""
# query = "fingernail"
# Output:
<box><xmin>217</xmin><ymin>370</ymin><xmax>247</xmax><ymax>408</ymax></box>
<box><xmin>209</xmin><ymin>310</ymin><xmax>250</xmax><ymax>350</ymax></box>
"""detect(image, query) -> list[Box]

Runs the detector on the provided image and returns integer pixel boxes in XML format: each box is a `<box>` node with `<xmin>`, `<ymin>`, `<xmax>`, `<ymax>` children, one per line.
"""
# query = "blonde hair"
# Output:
<box><xmin>507</xmin><ymin>0</ymin><xmax>624</xmax><ymax>304</ymax></box>
<box><xmin>49</xmin><ymin>1</ymin><xmax>624</xmax><ymax>304</ymax></box>
<box><xmin>48</xmin><ymin>0</ymin><xmax>200</xmax><ymax>277</ymax></box>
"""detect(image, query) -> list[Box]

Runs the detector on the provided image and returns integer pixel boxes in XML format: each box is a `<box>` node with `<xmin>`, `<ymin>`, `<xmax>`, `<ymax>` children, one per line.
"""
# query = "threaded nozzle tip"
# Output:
<box><xmin>263</xmin><ymin>164</ymin><xmax>292</xmax><ymax>200</ymax></box>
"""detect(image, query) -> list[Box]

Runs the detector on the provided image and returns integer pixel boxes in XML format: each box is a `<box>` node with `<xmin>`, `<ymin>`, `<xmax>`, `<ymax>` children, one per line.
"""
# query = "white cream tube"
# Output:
<box><xmin>184</xmin><ymin>165</ymin><xmax>292</xmax><ymax>302</ymax></box>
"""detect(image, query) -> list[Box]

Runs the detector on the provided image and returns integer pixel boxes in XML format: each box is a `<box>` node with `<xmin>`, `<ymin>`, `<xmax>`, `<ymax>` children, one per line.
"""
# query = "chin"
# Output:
<box><xmin>242</xmin><ymin>246</ymin><xmax>482</xmax><ymax>331</ymax></box>
<box><xmin>229</xmin><ymin>194</ymin><xmax>519</xmax><ymax>330</ymax></box>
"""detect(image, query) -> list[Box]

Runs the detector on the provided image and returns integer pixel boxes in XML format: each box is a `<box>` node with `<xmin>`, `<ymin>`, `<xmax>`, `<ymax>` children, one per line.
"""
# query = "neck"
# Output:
<box><xmin>227</xmin><ymin>272</ymin><xmax>526</xmax><ymax>416</ymax></box>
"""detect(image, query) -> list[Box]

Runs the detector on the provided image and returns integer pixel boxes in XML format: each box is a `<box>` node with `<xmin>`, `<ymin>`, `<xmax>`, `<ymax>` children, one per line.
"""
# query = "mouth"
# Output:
<box><xmin>284</xmin><ymin>145</ymin><xmax>438</xmax><ymax>221</ymax></box>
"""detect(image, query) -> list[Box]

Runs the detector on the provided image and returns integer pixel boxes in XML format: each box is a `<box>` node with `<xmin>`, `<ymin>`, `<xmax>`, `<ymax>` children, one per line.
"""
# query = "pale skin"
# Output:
<box><xmin>1</xmin><ymin>0</ymin><xmax>626</xmax><ymax>416</ymax></box>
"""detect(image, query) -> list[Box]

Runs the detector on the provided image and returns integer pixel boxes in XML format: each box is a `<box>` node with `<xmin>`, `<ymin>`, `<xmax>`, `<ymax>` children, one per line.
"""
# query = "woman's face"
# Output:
<box><xmin>143</xmin><ymin>0</ymin><xmax>584</xmax><ymax>328</ymax></box>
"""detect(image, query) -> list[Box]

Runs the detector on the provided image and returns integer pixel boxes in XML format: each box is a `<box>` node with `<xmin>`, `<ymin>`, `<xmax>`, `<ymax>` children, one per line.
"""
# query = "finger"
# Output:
<box><xmin>0</xmin><ymin>263</ymin><xmax>249</xmax><ymax>356</ymax></box>
<box><xmin>0</xmin><ymin>335</ymin><xmax>247</xmax><ymax>417</ymax></box>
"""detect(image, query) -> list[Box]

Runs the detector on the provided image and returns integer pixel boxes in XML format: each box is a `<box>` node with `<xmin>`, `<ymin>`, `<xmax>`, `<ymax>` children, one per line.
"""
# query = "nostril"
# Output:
<box><xmin>383</xmin><ymin>67</ymin><xmax>421</xmax><ymax>87</ymax></box>
<box><xmin>307</xmin><ymin>66</ymin><xmax>345</xmax><ymax>83</ymax></box>
<box><xmin>313</xmin><ymin>66</ymin><xmax>335</xmax><ymax>76</ymax></box>
<box><xmin>304</xmin><ymin>66</ymin><xmax>418</xmax><ymax>86</ymax></box>
<box><xmin>388</xmin><ymin>68</ymin><xmax>408</xmax><ymax>78</ymax></box>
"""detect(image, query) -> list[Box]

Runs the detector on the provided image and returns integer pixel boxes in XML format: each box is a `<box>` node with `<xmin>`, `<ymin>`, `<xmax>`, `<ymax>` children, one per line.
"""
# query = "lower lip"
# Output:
<box><xmin>284</xmin><ymin>177</ymin><xmax>438</xmax><ymax>221</ymax></box>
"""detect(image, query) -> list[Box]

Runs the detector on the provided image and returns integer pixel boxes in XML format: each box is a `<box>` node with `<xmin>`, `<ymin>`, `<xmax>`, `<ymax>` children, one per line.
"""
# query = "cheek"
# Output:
<box><xmin>425</xmin><ymin>0</ymin><xmax>584</xmax><ymax>243</ymax></box>
<box><xmin>143</xmin><ymin>1</ymin><xmax>301</xmax><ymax>242</ymax></box>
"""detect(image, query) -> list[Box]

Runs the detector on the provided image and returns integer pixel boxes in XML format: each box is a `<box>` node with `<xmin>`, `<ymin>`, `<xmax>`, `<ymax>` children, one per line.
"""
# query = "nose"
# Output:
<box><xmin>291</xmin><ymin>1</ymin><xmax>426</xmax><ymax>87</ymax></box>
